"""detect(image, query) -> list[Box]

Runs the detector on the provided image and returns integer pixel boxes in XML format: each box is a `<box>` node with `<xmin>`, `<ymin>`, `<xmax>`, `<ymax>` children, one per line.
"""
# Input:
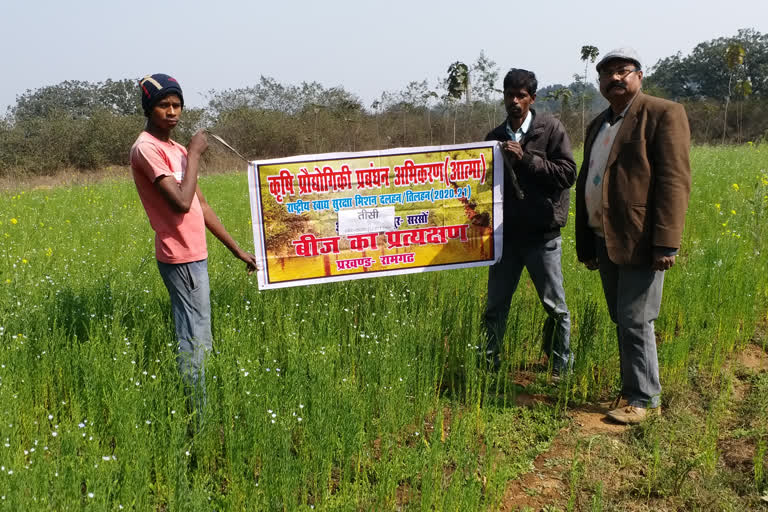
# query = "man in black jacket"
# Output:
<box><xmin>484</xmin><ymin>69</ymin><xmax>577</xmax><ymax>375</ymax></box>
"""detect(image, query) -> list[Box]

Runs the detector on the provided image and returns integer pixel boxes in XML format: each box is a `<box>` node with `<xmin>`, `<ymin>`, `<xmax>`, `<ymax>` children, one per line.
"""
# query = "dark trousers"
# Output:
<box><xmin>484</xmin><ymin>236</ymin><xmax>572</xmax><ymax>371</ymax></box>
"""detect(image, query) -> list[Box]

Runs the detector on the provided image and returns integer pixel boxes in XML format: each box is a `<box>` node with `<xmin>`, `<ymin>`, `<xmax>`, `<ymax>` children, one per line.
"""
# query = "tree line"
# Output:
<box><xmin>1</xmin><ymin>29</ymin><xmax>767</xmax><ymax>176</ymax></box>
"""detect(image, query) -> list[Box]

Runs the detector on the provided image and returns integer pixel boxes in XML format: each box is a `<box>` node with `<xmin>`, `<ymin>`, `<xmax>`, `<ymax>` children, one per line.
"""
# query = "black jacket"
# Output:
<box><xmin>485</xmin><ymin>109</ymin><xmax>577</xmax><ymax>241</ymax></box>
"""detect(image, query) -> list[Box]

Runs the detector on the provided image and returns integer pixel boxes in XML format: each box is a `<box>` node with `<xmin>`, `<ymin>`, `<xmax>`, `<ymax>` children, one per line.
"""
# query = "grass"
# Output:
<box><xmin>0</xmin><ymin>144</ymin><xmax>766</xmax><ymax>510</ymax></box>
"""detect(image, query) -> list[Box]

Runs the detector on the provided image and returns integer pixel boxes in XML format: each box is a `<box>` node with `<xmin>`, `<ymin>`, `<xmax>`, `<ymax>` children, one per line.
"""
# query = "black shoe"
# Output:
<box><xmin>550</xmin><ymin>366</ymin><xmax>572</xmax><ymax>383</ymax></box>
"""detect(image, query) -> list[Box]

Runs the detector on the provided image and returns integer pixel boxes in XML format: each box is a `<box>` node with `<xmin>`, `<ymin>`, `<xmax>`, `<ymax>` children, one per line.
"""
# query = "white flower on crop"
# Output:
<box><xmin>88</xmin><ymin>493</ymin><xmax>94</xmax><ymax>498</ymax></box>
<box><xmin>51</xmin><ymin>432</ymin><xmax>57</xmax><ymax>437</ymax></box>
<box><xmin>78</xmin><ymin>423</ymin><xmax>85</xmax><ymax>429</ymax></box>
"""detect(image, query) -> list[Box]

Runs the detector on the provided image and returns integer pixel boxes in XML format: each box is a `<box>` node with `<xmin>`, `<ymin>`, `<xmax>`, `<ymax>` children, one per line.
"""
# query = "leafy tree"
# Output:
<box><xmin>470</xmin><ymin>51</ymin><xmax>501</xmax><ymax>132</ymax></box>
<box><xmin>470</xmin><ymin>51</ymin><xmax>500</xmax><ymax>103</ymax></box>
<box><xmin>723</xmin><ymin>43</ymin><xmax>746</xmax><ymax>143</ymax></box>
<box><xmin>446</xmin><ymin>61</ymin><xmax>470</xmax><ymax>103</ymax></box>
<box><xmin>579</xmin><ymin>45</ymin><xmax>599</xmax><ymax>138</ymax></box>
<box><xmin>98</xmin><ymin>79</ymin><xmax>142</xmax><ymax>116</ymax></box>
<box><xmin>537</xmin><ymin>82</ymin><xmax>604</xmax><ymax>115</ymax></box>
<box><xmin>206</xmin><ymin>76</ymin><xmax>362</xmax><ymax>118</ymax></box>
<box><xmin>646</xmin><ymin>28</ymin><xmax>768</xmax><ymax>99</ymax></box>
<box><xmin>374</xmin><ymin>80</ymin><xmax>440</xmax><ymax>145</ymax></box>
<box><xmin>445</xmin><ymin>61</ymin><xmax>470</xmax><ymax>143</ymax></box>
<box><xmin>376</xmin><ymin>80</ymin><xmax>435</xmax><ymax>112</ymax></box>
<box><xmin>544</xmin><ymin>87</ymin><xmax>573</xmax><ymax>115</ymax></box>
<box><xmin>11</xmin><ymin>79</ymin><xmax>142</xmax><ymax>121</ymax></box>
<box><xmin>12</xmin><ymin>80</ymin><xmax>97</xmax><ymax>121</ymax></box>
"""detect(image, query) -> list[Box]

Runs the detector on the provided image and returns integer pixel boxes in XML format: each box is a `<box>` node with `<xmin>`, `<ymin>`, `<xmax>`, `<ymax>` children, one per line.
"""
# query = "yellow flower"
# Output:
<box><xmin>21</xmin><ymin>259</ymin><xmax>28</xmax><ymax>264</ymax></box>
<box><xmin>732</xmin><ymin>183</ymin><xmax>740</xmax><ymax>191</ymax></box>
<box><xmin>715</xmin><ymin>203</ymin><xmax>721</xmax><ymax>210</ymax></box>
<box><xmin>731</xmin><ymin>210</ymin><xmax>737</xmax><ymax>215</ymax></box>
<box><xmin>4</xmin><ymin>279</ymin><xmax>10</xmax><ymax>284</ymax></box>
<box><xmin>46</xmin><ymin>248</ymin><xmax>53</xmax><ymax>257</ymax></box>
<box><xmin>10</xmin><ymin>218</ymin><xmax>18</xmax><ymax>224</ymax></box>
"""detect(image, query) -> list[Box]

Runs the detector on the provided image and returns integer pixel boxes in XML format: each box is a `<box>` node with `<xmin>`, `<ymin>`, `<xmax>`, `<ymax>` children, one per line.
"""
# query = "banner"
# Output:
<box><xmin>248</xmin><ymin>141</ymin><xmax>503</xmax><ymax>289</ymax></box>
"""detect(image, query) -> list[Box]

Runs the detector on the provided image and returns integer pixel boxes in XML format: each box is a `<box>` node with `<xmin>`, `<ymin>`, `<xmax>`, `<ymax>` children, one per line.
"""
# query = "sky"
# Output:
<box><xmin>2</xmin><ymin>0</ymin><xmax>766</xmax><ymax>114</ymax></box>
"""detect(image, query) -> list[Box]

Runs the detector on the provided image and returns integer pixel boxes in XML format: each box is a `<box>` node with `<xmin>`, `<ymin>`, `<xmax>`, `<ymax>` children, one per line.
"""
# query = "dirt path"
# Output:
<box><xmin>500</xmin><ymin>395</ymin><xmax>626</xmax><ymax>511</ymax></box>
<box><xmin>499</xmin><ymin>342</ymin><xmax>768</xmax><ymax>511</ymax></box>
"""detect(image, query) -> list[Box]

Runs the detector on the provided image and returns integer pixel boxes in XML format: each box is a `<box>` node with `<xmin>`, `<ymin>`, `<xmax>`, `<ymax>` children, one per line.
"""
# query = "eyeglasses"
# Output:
<box><xmin>599</xmin><ymin>67</ymin><xmax>640</xmax><ymax>80</ymax></box>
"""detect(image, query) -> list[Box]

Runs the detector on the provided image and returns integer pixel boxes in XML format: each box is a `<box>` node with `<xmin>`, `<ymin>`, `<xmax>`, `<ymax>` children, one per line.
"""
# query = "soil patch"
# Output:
<box><xmin>569</xmin><ymin>402</ymin><xmax>628</xmax><ymax>436</ymax></box>
<box><xmin>500</xmin><ymin>434</ymin><xmax>571</xmax><ymax>511</ymax></box>
<box><xmin>736</xmin><ymin>343</ymin><xmax>768</xmax><ymax>373</ymax></box>
<box><xmin>500</xmin><ymin>399</ymin><xmax>627</xmax><ymax>510</ymax></box>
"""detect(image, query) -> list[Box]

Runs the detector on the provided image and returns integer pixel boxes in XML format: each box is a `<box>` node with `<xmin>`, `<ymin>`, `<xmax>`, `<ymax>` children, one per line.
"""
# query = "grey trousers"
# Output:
<box><xmin>596</xmin><ymin>238</ymin><xmax>663</xmax><ymax>408</ymax></box>
<box><xmin>157</xmin><ymin>259</ymin><xmax>212</xmax><ymax>420</ymax></box>
<box><xmin>485</xmin><ymin>236</ymin><xmax>572</xmax><ymax>372</ymax></box>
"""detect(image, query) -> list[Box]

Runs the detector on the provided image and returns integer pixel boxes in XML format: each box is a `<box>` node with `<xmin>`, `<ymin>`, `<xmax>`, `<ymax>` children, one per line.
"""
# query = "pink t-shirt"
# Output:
<box><xmin>130</xmin><ymin>131</ymin><xmax>208</xmax><ymax>264</ymax></box>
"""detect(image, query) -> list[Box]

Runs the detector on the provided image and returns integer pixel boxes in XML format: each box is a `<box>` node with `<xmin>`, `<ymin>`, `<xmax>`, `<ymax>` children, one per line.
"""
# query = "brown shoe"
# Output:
<box><xmin>606</xmin><ymin>405</ymin><xmax>661</xmax><ymax>425</ymax></box>
<box><xmin>609</xmin><ymin>394</ymin><xmax>628</xmax><ymax>409</ymax></box>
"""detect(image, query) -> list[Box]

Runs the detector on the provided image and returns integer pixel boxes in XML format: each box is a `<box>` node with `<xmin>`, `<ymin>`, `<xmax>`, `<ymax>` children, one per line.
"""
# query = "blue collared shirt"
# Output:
<box><xmin>505</xmin><ymin>111</ymin><xmax>532</xmax><ymax>142</ymax></box>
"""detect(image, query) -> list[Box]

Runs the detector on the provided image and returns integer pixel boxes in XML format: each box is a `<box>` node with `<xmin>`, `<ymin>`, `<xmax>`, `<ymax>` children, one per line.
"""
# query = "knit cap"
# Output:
<box><xmin>139</xmin><ymin>74</ymin><xmax>184</xmax><ymax>116</ymax></box>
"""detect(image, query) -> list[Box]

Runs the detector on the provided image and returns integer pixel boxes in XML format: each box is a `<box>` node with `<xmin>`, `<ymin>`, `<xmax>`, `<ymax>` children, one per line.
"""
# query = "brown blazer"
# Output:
<box><xmin>575</xmin><ymin>92</ymin><xmax>692</xmax><ymax>266</ymax></box>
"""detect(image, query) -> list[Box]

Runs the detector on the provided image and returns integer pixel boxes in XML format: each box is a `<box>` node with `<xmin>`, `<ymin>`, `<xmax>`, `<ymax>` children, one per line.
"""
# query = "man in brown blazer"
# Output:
<box><xmin>575</xmin><ymin>48</ymin><xmax>691</xmax><ymax>424</ymax></box>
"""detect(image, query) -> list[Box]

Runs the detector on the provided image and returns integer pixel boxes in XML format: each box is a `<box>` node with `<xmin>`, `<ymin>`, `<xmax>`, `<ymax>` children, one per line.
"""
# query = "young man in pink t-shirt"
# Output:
<box><xmin>130</xmin><ymin>73</ymin><xmax>257</xmax><ymax>425</ymax></box>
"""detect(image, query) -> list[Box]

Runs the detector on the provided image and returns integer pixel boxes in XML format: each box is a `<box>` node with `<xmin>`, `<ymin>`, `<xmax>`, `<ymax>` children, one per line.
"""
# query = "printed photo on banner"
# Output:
<box><xmin>247</xmin><ymin>142</ymin><xmax>504</xmax><ymax>289</ymax></box>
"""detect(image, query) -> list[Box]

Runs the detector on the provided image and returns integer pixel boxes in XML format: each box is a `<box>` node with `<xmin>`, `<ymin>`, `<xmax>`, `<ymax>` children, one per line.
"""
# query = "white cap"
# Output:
<box><xmin>596</xmin><ymin>48</ymin><xmax>642</xmax><ymax>72</ymax></box>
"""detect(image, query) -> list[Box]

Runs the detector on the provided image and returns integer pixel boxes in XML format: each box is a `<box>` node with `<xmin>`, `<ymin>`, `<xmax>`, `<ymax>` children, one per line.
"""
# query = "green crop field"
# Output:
<box><xmin>0</xmin><ymin>145</ymin><xmax>767</xmax><ymax>510</ymax></box>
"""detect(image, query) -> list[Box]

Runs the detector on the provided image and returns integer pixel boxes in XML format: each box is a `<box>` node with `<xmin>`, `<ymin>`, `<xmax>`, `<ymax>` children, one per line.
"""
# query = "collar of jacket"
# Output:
<box><xmin>586</xmin><ymin>92</ymin><xmax>645</xmax><ymax>152</ymax></box>
<box><xmin>509</xmin><ymin>108</ymin><xmax>546</xmax><ymax>143</ymax></box>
